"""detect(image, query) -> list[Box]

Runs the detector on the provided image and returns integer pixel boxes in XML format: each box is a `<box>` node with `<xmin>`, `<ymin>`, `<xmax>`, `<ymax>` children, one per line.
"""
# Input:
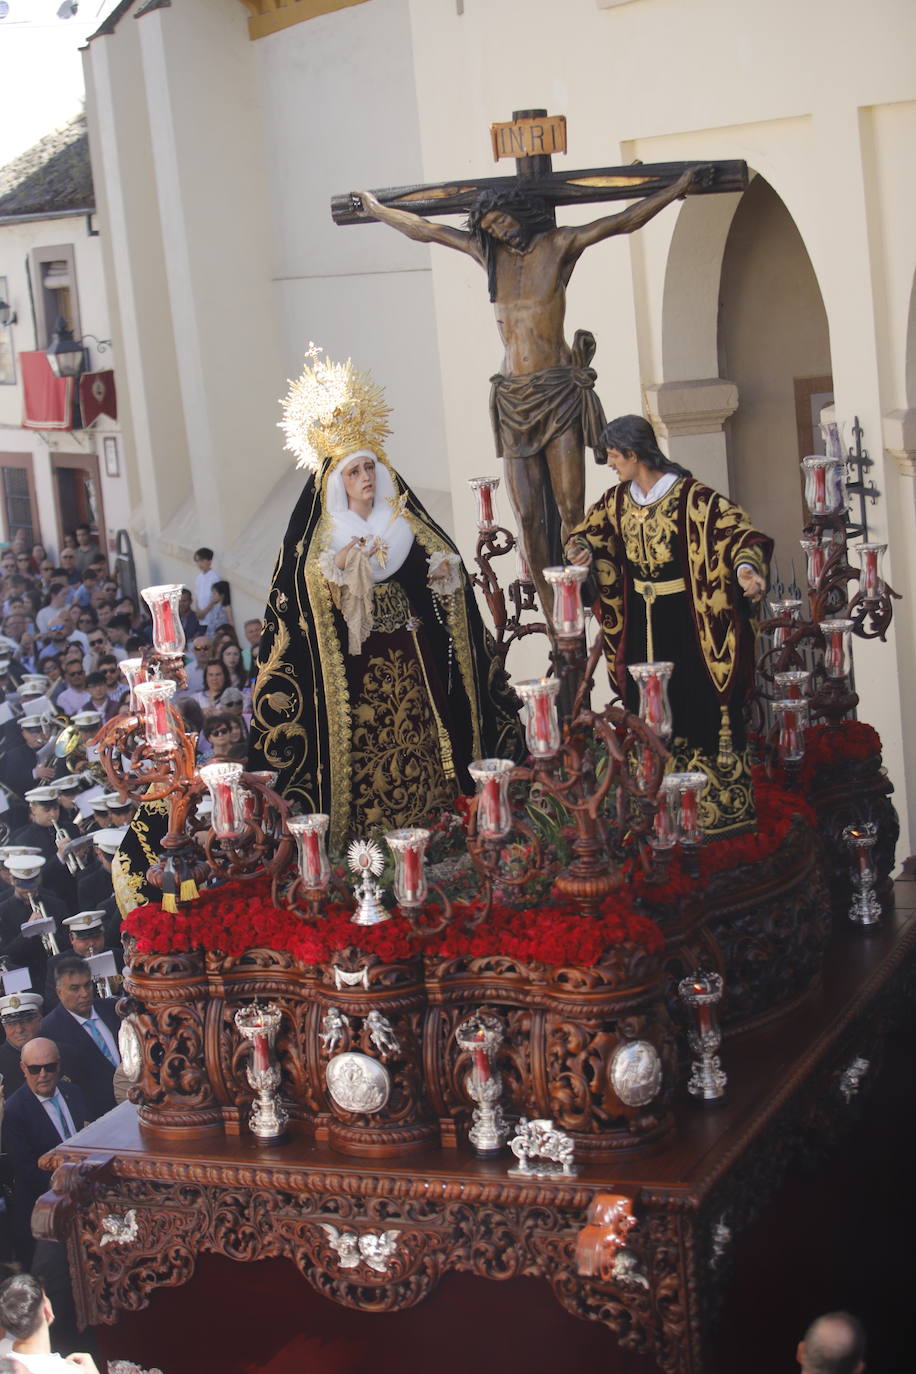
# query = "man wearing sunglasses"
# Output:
<box><xmin>3</xmin><ymin>1036</ymin><xmax>86</xmax><ymax>1263</ymax></box>
<box><xmin>184</xmin><ymin>635</ymin><xmax>211</xmax><ymax>694</ymax></box>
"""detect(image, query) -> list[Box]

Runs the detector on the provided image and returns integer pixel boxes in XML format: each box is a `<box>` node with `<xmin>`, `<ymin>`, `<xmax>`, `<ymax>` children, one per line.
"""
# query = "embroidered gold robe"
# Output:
<box><xmin>568</xmin><ymin>476</ymin><xmax>772</xmax><ymax>837</ymax></box>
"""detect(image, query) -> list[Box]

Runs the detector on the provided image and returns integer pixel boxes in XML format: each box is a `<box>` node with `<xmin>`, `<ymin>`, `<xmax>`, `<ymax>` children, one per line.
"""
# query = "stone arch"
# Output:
<box><xmin>716</xmin><ymin>176</ymin><xmax>832</xmax><ymax>577</ymax></box>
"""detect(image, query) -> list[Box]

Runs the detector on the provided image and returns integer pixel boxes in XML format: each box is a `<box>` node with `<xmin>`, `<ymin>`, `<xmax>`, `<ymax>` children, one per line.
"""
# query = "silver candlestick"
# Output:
<box><xmin>678</xmin><ymin>972</ymin><xmax>727</xmax><ymax>1102</ymax></box>
<box><xmin>235</xmin><ymin>1002</ymin><xmax>288</xmax><ymax>1141</ymax></box>
<box><xmin>842</xmin><ymin>822</ymin><xmax>882</xmax><ymax>926</ymax></box>
<box><xmin>456</xmin><ymin>1013</ymin><xmax>509</xmax><ymax>1156</ymax></box>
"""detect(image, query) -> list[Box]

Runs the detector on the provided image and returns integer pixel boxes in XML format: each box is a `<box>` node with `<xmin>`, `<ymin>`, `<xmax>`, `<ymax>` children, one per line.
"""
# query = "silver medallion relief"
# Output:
<box><xmin>325</xmin><ymin>1051</ymin><xmax>390</xmax><ymax>1114</ymax></box>
<box><xmin>609</xmin><ymin>1039</ymin><xmax>662</xmax><ymax>1107</ymax></box>
<box><xmin>118</xmin><ymin>1018</ymin><xmax>142</xmax><ymax>1083</ymax></box>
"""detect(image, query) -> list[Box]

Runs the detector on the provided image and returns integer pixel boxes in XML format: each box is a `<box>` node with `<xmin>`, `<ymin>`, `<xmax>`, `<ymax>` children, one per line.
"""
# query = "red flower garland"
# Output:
<box><xmin>123</xmin><ymin>879</ymin><xmax>664</xmax><ymax>968</ymax></box>
<box><xmin>125</xmin><ymin>730</ymin><xmax>881</xmax><ymax>968</ymax></box>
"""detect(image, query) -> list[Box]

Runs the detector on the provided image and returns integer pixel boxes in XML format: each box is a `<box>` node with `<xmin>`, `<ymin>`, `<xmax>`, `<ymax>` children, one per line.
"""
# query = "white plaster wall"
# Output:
<box><xmin>251</xmin><ymin>0</ymin><xmax>449</xmax><ymax>508</ymax></box>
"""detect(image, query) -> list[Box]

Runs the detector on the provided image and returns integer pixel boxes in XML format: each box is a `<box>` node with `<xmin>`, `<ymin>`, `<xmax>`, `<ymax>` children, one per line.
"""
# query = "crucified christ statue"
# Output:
<box><xmin>357</xmin><ymin>163</ymin><xmax>712</xmax><ymax>620</ymax></box>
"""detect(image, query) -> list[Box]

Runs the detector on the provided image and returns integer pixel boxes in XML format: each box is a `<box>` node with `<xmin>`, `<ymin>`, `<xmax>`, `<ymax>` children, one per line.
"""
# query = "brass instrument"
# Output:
<box><xmin>53</xmin><ymin>818</ymin><xmax>85</xmax><ymax>872</ymax></box>
<box><xmin>53</xmin><ymin>721</ymin><xmax>87</xmax><ymax>774</ymax></box>
<box><xmin>27</xmin><ymin>891</ymin><xmax>59</xmax><ymax>957</ymax></box>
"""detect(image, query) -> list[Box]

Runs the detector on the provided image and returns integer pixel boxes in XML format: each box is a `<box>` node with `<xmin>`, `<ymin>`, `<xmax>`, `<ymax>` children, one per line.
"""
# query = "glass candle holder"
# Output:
<box><xmin>628</xmin><ymin>661</ymin><xmax>674</xmax><ymax>741</ymax></box>
<box><xmin>118</xmin><ymin>657</ymin><xmax>147</xmax><ymax>713</ymax></box>
<box><xmin>386</xmin><ymin>827</ymin><xmax>430</xmax><ymax>908</ymax></box>
<box><xmin>198</xmin><ymin>761</ymin><xmax>248</xmax><ymax>840</ymax></box>
<box><xmin>515</xmin><ymin>677</ymin><xmax>561</xmax><ymax>759</ymax></box>
<box><xmin>468</xmin><ymin>758</ymin><xmax>514</xmax><ymax>839</ymax></box>
<box><xmin>842</xmin><ymin>821</ymin><xmax>882</xmax><ymax>926</ymax></box>
<box><xmin>516</xmin><ymin>548</ymin><xmax>533</xmax><ymax>585</ymax></box>
<box><xmin>773</xmin><ymin>670</ymin><xmax>810</xmax><ymax>701</ymax></box>
<box><xmin>801</xmin><ymin>456</ymin><xmax>847</xmax><ymax>515</ymax></box>
<box><xmin>819</xmin><ymin>417</ymin><xmax>846</xmax><ymax>460</ymax></box>
<box><xmin>855</xmin><ymin>542</ymin><xmax>886</xmax><ymax>602</ymax></box>
<box><xmin>667</xmin><ymin>771</ymin><xmax>707</xmax><ymax>846</ymax></box>
<box><xmin>286</xmin><ymin>813</ymin><xmax>331</xmax><ymax>890</ymax></box>
<box><xmin>677</xmin><ymin>971</ymin><xmax>727</xmax><ymax>1101</ymax></box>
<box><xmin>768</xmin><ymin>598</ymin><xmax>802</xmax><ymax>650</ymax></box>
<box><xmin>239</xmin><ymin>770</ymin><xmax>278</xmax><ymax>825</ymax></box>
<box><xmin>650</xmin><ymin>777</ymin><xmax>679</xmax><ymax>852</ymax></box>
<box><xmin>820</xmin><ymin>618</ymin><xmax>855</xmax><ymax>679</ymax></box>
<box><xmin>134</xmin><ymin>678</ymin><xmax>177</xmax><ymax>752</ymax></box>
<box><xmin>799</xmin><ymin>534</ymin><xmax>828</xmax><ymax>587</ymax></box>
<box><xmin>773</xmin><ymin>699</ymin><xmax>809</xmax><ymax>764</ymax></box>
<box><xmin>543</xmin><ymin>564</ymin><xmax>588</xmax><ymax>639</ymax></box>
<box><xmin>468</xmin><ymin>476</ymin><xmax>500</xmax><ymax>532</ymax></box>
<box><xmin>141</xmin><ymin>584</ymin><xmax>186</xmax><ymax>657</ymax></box>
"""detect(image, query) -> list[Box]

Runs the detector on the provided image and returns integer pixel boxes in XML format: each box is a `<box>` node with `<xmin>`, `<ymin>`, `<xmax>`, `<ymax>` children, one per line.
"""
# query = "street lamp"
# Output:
<box><xmin>46</xmin><ymin>317</ymin><xmax>85</xmax><ymax>379</ymax></box>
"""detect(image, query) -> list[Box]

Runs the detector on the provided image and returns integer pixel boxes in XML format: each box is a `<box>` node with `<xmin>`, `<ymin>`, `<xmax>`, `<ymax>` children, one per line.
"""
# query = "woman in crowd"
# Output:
<box><xmin>196</xmin><ymin>660</ymin><xmax>230</xmax><ymax>713</ymax></box>
<box><xmin>218</xmin><ymin>641</ymin><xmax>249</xmax><ymax>694</ymax></box>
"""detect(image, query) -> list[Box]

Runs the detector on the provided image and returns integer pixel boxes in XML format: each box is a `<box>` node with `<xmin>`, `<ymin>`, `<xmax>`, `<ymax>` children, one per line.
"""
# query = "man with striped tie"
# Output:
<box><xmin>2</xmin><ymin>1037</ymin><xmax>86</xmax><ymax>1264</ymax></box>
<box><xmin>40</xmin><ymin>958</ymin><xmax>120</xmax><ymax>1123</ymax></box>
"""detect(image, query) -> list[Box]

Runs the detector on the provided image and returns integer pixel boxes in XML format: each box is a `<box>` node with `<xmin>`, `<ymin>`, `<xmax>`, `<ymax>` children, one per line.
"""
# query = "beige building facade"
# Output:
<box><xmin>82</xmin><ymin>0</ymin><xmax>916</xmax><ymax>852</ymax></box>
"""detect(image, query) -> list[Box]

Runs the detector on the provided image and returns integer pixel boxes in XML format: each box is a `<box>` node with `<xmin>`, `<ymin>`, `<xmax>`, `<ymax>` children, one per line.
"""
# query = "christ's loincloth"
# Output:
<box><xmin>489</xmin><ymin>329</ymin><xmax>607</xmax><ymax>461</ymax></box>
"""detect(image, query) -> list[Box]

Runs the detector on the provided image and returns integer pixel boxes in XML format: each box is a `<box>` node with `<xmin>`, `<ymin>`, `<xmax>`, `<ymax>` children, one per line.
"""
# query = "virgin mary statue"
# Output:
<box><xmin>249</xmin><ymin>348</ymin><xmax>521</xmax><ymax>848</ymax></box>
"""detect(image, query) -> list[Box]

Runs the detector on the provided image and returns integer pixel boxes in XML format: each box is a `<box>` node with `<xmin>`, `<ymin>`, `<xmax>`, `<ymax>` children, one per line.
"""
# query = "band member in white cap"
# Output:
<box><xmin>0</xmin><ymin>716</ymin><xmax>48</xmax><ymax>819</ymax></box>
<box><xmin>80</xmin><ymin>827</ymin><xmax>128</xmax><ymax>947</ymax></box>
<box><xmin>11</xmin><ymin>788</ymin><xmax>78</xmax><ymax>905</ymax></box>
<box><xmin>0</xmin><ymin>855</ymin><xmax>68</xmax><ymax>986</ymax></box>
<box><xmin>44</xmin><ymin>912</ymin><xmax>119</xmax><ymax>1014</ymax></box>
<box><xmin>0</xmin><ymin>991</ymin><xmax>44</xmax><ymax>1095</ymax></box>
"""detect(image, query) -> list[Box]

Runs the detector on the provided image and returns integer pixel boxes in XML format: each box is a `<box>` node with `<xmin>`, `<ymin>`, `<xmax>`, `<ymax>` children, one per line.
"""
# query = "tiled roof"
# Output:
<box><xmin>0</xmin><ymin>111</ymin><xmax>94</xmax><ymax>219</ymax></box>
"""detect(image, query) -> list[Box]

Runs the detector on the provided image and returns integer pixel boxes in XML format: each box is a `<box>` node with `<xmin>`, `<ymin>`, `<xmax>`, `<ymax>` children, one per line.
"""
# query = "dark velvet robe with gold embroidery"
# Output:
<box><xmin>248</xmin><ymin>460</ymin><xmax>521</xmax><ymax>849</ymax></box>
<box><xmin>568</xmin><ymin>476</ymin><xmax>772</xmax><ymax>836</ymax></box>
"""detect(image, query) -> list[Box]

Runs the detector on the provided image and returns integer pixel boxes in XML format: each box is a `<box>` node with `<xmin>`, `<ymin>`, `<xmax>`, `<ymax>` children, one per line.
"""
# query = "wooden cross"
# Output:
<box><xmin>331</xmin><ymin>107</ymin><xmax>747</xmax><ymax>226</ymax></box>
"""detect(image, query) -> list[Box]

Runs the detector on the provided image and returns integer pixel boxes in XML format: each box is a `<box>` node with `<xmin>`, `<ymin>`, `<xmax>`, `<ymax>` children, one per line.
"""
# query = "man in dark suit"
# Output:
<box><xmin>43</xmin><ymin>911</ymin><xmax>122</xmax><ymax>1013</ymax></box>
<box><xmin>2</xmin><ymin>1036</ymin><xmax>86</xmax><ymax>1264</ymax></box>
<box><xmin>0</xmin><ymin>991</ymin><xmax>43</xmax><ymax>1095</ymax></box>
<box><xmin>40</xmin><ymin>957</ymin><xmax>120</xmax><ymax>1123</ymax></box>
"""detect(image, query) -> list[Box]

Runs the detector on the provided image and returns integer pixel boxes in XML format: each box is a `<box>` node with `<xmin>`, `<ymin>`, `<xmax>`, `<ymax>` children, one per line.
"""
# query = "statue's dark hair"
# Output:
<box><xmin>600</xmin><ymin>414</ymin><xmax>692</xmax><ymax>479</ymax></box>
<box><xmin>0</xmin><ymin>1273</ymin><xmax>44</xmax><ymax>1341</ymax></box>
<box><xmin>466</xmin><ymin>188</ymin><xmax>555</xmax><ymax>301</ymax></box>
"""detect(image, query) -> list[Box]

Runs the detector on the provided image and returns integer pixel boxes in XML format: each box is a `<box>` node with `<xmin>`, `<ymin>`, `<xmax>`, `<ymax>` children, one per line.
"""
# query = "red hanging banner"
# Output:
<box><xmin>79</xmin><ymin>369</ymin><xmax>118</xmax><ymax>427</ymax></box>
<box><xmin>20</xmin><ymin>351</ymin><xmax>73</xmax><ymax>430</ymax></box>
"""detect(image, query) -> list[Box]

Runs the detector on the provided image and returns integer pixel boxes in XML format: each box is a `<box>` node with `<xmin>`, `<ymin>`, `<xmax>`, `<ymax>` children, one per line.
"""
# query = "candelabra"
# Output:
<box><xmin>754</xmin><ymin>417</ymin><xmax>899</xmax><ymax>765</ymax></box>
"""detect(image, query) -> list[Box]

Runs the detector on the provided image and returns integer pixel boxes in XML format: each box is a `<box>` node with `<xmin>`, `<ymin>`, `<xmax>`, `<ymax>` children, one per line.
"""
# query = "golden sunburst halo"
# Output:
<box><xmin>347</xmin><ymin>838</ymin><xmax>385</xmax><ymax>878</ymax></box>
<box><xmin>279</xmin><ymin>343</ymin><xmax>392</xmax><ymax>472</ymax></box>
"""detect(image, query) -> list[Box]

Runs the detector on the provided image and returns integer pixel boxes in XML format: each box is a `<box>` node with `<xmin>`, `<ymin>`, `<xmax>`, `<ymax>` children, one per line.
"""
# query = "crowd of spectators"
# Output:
<box><xmin>0</xmin><ymin>529</ymin><xmax>257</xmax><ymax>1365</ymax></box>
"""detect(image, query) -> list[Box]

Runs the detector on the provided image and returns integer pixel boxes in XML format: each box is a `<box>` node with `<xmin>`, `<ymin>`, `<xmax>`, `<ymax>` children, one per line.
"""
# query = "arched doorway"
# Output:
<box><xmin>718</xmin><ymin>176</ymin><xmax>832</xmax><ymax>581</ymax></box>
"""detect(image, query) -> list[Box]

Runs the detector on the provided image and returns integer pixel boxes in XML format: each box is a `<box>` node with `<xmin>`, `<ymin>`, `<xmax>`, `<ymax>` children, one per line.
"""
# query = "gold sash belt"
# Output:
<box><xmin>632</xmin><ymin>576</ymin><xmax>686</xmax><ymax>661</ymax></box>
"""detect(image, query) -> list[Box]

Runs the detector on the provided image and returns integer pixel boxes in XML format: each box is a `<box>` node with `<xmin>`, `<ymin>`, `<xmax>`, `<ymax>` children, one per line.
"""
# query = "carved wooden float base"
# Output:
<box><xmin>120</xmin><ymin>808</ymin><xmax>838</xmax><ymax>1154</ymax></box>
<box><xmin>39</xmin><ymin>891</ymin><xmax>916</xmax><ymax>1374</ymax></box>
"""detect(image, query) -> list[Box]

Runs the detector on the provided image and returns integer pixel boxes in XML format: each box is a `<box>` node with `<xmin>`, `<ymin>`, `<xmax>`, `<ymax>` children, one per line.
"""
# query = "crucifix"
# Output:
<box><xmin>332</xmin><ymin>110</ymin><xmax>748</xmax><ymax>623</ymax></box>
